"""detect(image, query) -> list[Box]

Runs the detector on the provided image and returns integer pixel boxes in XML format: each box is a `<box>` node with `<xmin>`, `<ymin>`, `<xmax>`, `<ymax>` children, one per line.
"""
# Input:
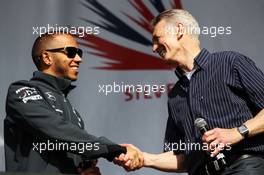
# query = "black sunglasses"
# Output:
<box><xmin>46</xmin><ymin>47</ymin><xmax>83</xmax><ymax>58</ymax></box>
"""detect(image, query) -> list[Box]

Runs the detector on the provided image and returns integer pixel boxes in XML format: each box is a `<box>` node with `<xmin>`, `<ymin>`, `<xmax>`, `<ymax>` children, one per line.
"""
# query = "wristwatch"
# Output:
<box><xmin>237</xmin><ymin>124</ymin><xmax>249</xmax><ymax>138</ymax></box>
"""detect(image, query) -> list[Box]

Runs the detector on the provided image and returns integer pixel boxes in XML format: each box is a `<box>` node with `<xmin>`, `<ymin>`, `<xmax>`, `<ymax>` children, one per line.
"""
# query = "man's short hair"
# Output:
<box><xmin>31</xmin><ymin>31</ymin><xmax>74</xmax><ymax>70</ymax></box>
<box><xmin>151</xmin><ymin>9</ymin><xmax>200</xmax><ymax>40</ymax></box>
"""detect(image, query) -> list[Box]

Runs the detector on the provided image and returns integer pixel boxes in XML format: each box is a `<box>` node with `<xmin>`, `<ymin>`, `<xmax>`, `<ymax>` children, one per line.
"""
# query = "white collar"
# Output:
<box><xmin>184</xmin><ymin>68</ymin><xmax>196</xmax><ymax>80</ymax></box>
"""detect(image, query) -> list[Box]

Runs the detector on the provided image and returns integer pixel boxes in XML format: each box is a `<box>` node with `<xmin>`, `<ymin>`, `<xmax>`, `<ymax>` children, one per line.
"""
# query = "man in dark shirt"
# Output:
<box><xmin>116</xmin><ymin>9</ymin><xmax>264</xmax><ymax>175</ymax></box>
<box><xmin>4</xmin><ymin>32</ymin><xmax>143</xmax><ymax>174</ymax></box>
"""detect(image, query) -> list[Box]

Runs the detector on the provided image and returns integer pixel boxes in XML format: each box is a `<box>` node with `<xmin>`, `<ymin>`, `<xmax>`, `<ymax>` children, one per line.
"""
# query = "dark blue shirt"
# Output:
<box><xmin>164</xmin><ymin>49</ymin><xmax>264</xmax><ymax>174</ymax></box>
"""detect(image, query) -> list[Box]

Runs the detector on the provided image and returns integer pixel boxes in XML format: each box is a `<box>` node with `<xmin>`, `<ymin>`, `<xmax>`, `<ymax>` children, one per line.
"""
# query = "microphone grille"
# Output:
<box><xmin>194</xmin><ymin>118</ymin><xmax>207</xmax><ymax>128</ymax></box>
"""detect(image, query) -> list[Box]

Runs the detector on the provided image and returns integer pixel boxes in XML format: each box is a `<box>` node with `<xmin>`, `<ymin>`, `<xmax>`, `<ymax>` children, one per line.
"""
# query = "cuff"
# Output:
<box><xmin>105</xmin><ymin>145</ymin><xmax>127</xmax><ymax>161</ymax></box>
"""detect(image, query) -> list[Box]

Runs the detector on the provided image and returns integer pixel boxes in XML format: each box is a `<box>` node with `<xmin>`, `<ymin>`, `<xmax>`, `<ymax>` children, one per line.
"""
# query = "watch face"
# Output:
<box><xmin>238</xmin><ymin>125</ymin><xmax>249</xmax><ymax>136</ymax></box>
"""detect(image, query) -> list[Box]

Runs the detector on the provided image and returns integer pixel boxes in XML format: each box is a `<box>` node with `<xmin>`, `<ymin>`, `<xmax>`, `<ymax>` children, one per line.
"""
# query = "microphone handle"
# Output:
<box><xmin>200</xmin><ymin>126</ymin><xmax>228</xmax><ymax>168</ymax></box>
<box><xmin>216</xmin><ymin>153</ymin><xmax>227</xmax><ymax>166</ymax></box>
<box><xmin>199</xmin><ymin>126</ymin><xmax>208</xmax><ymax>134</ymax></box>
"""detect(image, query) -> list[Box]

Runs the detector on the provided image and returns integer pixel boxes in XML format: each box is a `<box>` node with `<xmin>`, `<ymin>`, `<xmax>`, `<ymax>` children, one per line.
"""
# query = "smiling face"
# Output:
<box><xmin>152</xmin><ymin>20</ymin><xmax>182</xmax><ymax>64</ymax></box>
<box><xmin>43</xmin><ymin>34</ymin><xmax>82</xmax><ymax>81</ymax></box>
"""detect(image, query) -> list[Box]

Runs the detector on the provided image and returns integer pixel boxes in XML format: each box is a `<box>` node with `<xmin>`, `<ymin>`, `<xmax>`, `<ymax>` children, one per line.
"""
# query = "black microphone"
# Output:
<box><xmin>194</xmin><ymin>118</ymin><xmax>227</xmax><ymax>170</ymax></box>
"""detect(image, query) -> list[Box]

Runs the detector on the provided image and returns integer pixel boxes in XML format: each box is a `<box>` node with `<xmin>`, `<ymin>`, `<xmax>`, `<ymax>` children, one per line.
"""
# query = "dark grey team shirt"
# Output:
<box><xmin>164</xmin><ymin>49</ymin><xmax>264</xmax><ymax>174</ymax></box>
<box><xmin>4</xmin><ymin>71</ymin><xmax>126</xmax><ymax>173</ymax></box>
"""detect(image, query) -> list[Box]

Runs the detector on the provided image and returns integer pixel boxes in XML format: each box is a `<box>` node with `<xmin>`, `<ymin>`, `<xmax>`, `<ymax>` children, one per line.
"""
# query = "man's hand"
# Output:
<box><xmin>80</xmin><ymin>167</ymin><xmax>101</xmax><ymax>175</ymax></box>
<box><xmin>202</xmin><ymin>128</ymin><xmax>244</xmax><ymax>157</ymax></box>
<box><xmin>114</xmin><ymin>144</ymin><xmax>144</xmax><ymax>171</ymax></box>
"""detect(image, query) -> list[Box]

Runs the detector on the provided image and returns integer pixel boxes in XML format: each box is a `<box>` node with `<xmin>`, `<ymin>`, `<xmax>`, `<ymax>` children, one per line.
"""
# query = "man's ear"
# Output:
<box><xmin>176</xmin><ymin>23</ymin><xmax>184</xmax><ymax>40</ymax></box>
<box><xmin>41</xmin><ymin>51</ymin><xmax>52</xmax><ymax>66</ymax></box>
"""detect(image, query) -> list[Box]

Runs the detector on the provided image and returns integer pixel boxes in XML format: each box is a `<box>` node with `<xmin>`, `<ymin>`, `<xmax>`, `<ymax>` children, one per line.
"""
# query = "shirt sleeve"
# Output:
<box><xmin>6</xmin><ymin>81</ymin><xmax>126</xmax><ymax>161</ymax></box>
<box><xmin>233</xmin><ymin>53</ymin><xmax>264</xmax><ymax>109</ymax></box>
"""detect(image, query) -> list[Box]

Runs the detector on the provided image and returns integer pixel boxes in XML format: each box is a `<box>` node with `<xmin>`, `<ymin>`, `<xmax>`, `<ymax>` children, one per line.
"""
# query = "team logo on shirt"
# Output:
<box><xmin>16</xmin><ymin>86</ymin><xmax>43</xmax><ymax>103</ymax></box>
<box><xmin>45</xmin><ymin>92</ymin><xmax>56</xmax><ymax>101</ymax></box>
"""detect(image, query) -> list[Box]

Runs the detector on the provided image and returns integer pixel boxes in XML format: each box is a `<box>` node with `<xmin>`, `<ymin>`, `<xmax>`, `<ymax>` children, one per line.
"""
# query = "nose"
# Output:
<box><xmin>73</xmin><ymin>54</ymin><xmax>82</xmax><ymax>63</ymax></box>
<box><xmin>152</xmin><ymin>43</ymin><xmax>158</xmax><ymax>53</ymax></box>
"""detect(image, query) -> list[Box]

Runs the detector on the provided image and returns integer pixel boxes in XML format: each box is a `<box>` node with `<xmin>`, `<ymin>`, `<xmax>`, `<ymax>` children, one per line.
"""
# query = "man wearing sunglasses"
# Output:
<box><xmin>4</xmin><ymin>32</ymin><xmax>143</xmax><ymax>175</ymax></box>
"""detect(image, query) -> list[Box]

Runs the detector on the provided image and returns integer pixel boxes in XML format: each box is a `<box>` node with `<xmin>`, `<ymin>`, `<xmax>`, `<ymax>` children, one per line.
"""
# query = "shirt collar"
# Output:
<box><xmin>174</xmin><ymin>48</ymin><xmax>210</xmax><ymax>79</ymax></box>
<box><xmin>194</xmin><ymin>48</ymin><xmax>210</xmax><ymax>69</ymax></box>
<box><xmin>31</xmin><ymin>71</ymin><xmax>76</xmax><ymax>95</ymax></box>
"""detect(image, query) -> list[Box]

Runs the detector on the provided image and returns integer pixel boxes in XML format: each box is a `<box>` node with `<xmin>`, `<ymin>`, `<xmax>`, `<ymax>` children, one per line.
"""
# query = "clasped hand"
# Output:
<box><xmin>113</xmin><ymin>144</ymin><xmax>144</xmax><ymax>171</ymax></box>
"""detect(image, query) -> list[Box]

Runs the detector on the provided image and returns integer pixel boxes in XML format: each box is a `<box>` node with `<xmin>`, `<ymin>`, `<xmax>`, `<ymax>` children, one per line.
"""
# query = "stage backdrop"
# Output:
<box><xmin>1</xmin><ymin>0</ymin><xmax>264</xmax><ymax>174</ymax></box>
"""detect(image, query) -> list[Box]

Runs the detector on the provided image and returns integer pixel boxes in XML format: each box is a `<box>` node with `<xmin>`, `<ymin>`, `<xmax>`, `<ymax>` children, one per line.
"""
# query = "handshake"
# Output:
<box><xmin>80</xmin><ymin>144</ymin><xmax>145</xmax><ymax>175</ymax></box>
<box><xmin>113</xmin><ymin>144</ymin><xmax>145</xmax><ymax>171</ymax></box>
<box><xmin>79</xmin><ymin>144</ymin><xmax>181</xmax><ymax>175</ymax></box>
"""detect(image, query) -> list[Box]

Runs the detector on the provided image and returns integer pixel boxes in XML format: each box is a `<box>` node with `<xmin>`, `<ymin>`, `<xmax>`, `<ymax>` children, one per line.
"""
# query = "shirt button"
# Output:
<box><xmin>200</xmin><ymin>96</ymin><xmax>204</xmax><ymax>101</ymax></box>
